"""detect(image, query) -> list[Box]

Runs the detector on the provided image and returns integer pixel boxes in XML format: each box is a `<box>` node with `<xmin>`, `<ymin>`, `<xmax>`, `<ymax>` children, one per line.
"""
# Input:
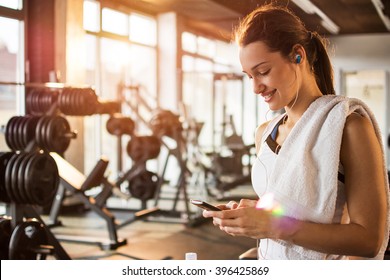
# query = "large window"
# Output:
<box><xmin>180</xmin><ymin>32</ymin><xmax>261</xmax><ymax>151</ymax></box>
<box><xmin>0</xmin><ymin>2</ymin><xmax>25</xmax><ymax>152</ymax></box>
<box><xmin>83</xmin><ymin>0</ymin><xmax>157</xmax><ymax>177</ymax></box>
<box><xmin>0</xmin><ymin>0</ymin><xmax>22</xmax><ymax>10</ymax></box>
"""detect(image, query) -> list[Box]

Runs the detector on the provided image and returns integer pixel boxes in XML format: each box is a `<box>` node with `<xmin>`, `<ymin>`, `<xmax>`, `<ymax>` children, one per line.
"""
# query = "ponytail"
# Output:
<box><xmin>309</xmin><ymin>32</ymin><xmax>335</xmax><ymax>95</ymax></box>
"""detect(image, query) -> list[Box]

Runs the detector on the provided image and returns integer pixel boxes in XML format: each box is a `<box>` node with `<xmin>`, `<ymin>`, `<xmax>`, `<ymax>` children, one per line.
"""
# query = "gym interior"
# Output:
<box><xmin>0</xmin><ymin>0</ymin><xmax>389</xmax><ymax>260</ymax></box>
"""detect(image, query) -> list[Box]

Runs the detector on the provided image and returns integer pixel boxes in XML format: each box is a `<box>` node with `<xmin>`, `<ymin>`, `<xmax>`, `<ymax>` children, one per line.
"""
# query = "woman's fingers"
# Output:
<box><xmin>226</xmin><ymin>201</ymin><xmax>239</xmax><ymax>209</ymax></box>
<box><xmin>238</xmin><ymin>199</ymin><xmax>258</xmax><ymax>208</ymax></box>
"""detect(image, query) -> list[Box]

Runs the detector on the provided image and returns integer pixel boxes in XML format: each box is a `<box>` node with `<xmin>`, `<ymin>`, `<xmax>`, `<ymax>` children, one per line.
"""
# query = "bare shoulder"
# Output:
<box><xmin>343</xmin><ymin>112</ymin><xmax>375</xmax><ymax>137</ymax></box>
<box><xmin>341</xmin><ymin>112</ymin><xmax>381</xmax><ymax>164</ymax></box>
<box><xmin>254</xmin><ymin>120</ymin><xmax>271</xmax><ymax>153</ymax></box>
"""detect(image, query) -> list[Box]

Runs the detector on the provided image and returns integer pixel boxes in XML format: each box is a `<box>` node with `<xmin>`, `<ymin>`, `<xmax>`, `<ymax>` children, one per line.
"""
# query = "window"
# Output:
<box><xmin>182</xmin><ymin>32</ymin><xmax>197</xmax><ymax>53</ymax></box>
<box><xmin>83</xmin><ymin>0</ymin><xmax>100</xmax><ymax>32</ymax></box>
<box><xmin>0</xmin><ymin>6</ymin><xmax>25</xmax><ymax>152</ymax></box>
<box><xmin>181</xmin><ymin>32</ymin><xmax>252</xmax><ymax>150</ymax></box>
<box><xmin>0</xmin><ymin>0</ymin><xmax>22</xmax><ymax>10</ymax></box>
<box><xmin>197</xmin><ymin>36</ymin><xmax>215</xmax><ymax>58</ymax></box>
<box><xmin>83</xmin><ymin>1</ymin><xmax>157</xmax><ymax>178</ymax></box>
<box><xmin>129</xmin><ymin>13</ymin><xmax>156</xmax><ymax>46</ymax></box>
<box><xmin>102</xmin><ymin>8</ymin><xmax>128</xmax><ymax>36</ymax></box>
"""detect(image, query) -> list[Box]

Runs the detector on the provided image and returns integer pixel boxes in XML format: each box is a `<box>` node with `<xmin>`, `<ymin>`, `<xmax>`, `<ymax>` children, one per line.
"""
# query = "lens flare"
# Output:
<box><xmin>256</xmin><ymin>193</ymin><xmax>284</xmax><ymax>217</ymax></box>
<box><xmin>256</xmin><ymin>193</ymin><xmax>274</xmax><ymax>210</ymax></box>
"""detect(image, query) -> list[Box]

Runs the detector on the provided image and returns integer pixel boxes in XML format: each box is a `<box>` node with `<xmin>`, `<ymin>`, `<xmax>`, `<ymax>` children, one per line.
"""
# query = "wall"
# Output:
<box><xmin>329</xmin><ymin>33</ymin><xmax>390</xmax><ymax>167</ymax></box>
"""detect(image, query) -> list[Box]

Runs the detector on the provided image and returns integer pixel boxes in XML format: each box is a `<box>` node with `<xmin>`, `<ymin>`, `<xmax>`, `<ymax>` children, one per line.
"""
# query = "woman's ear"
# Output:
<box><xmin>290</xmin><ymin>44</ymin><xmax>305</xmax><ymax>64</ymax></box>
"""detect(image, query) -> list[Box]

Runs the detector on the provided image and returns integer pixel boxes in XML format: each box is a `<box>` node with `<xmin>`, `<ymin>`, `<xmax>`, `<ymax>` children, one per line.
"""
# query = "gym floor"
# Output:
<box><xmin>44</xmin><ymin>184</ymin><xmax>257</xmax><ymax>260</ymax></box>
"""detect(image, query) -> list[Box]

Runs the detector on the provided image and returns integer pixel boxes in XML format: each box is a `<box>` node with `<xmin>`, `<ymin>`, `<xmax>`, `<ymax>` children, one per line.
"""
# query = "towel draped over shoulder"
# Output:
<box><xmin>267</xmin><ymin>95</ymin><xmax>389</xmax><ymax>259</ymax></box>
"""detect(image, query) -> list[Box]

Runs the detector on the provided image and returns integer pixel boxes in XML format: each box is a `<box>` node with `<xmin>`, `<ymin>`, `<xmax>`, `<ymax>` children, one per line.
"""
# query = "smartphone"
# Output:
<box><xmin>190</xmin><ymin>199</ymin><xmax>221</xmax><ymax>211</ymax></box>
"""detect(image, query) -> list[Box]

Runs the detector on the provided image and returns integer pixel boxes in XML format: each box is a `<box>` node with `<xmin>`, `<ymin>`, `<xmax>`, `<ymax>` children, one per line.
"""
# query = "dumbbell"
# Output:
<box><xmin>5</xmin><ymin>115</ymin><xmax>76</xmax><ymax>154</ymax></box>
<box><xmin>149</xmin><ymin>109</ymin><xmax>183</xmax><ymax>139</ymax></box>
<box><xmin>106</xmin><ymin>114</ymin><xmax>135</xmax><ymax>136</ymax></box>
<box><xmin>58</xmin><ymin>87</ymin><xmax>98</xmax><ymax>116</ymax></box>
<box><xmin>5</xmin><ymin>115</ymin><xmax>40</xmax><ymax>151</ymax></box>
<box><xmin>35</xmin><ymin>115</ymin><xmax>76</xmax><ymax>153</ymax></box>
<box><xmin>26</xmin><ymin>88</ymin><xmax>59</xmax><ymax>115</ymax></box>
<box><xmin>127</xmin><ymin>170</ymin><xmax>159</xmax><ymax>201</ymax></box>
<box><xmin>126</xmin><ymin>135</ymin><xmax>161</xmax><ymax>162</ymax></box>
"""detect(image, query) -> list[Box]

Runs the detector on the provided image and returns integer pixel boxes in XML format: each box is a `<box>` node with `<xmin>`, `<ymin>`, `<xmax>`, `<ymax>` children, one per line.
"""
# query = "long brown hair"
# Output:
<box><xmin>234</xmin><ymin>4</ymin><xmax>335</xmax><ymax>95</ymax></box>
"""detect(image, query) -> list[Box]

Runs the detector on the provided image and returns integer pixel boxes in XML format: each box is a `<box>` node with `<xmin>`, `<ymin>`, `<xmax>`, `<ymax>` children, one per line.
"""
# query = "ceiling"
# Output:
<box><xmin>122</xmin><ymin>0</ymin><xmax>390</xmax><ymax>41</ymax></box>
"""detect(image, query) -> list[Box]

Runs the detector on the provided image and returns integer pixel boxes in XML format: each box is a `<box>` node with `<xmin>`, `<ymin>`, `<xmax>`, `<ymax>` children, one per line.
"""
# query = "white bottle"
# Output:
<box><xmin>185</xmin><ymin>252</ymin><xmax>197</xmax><ymax>260</ymax></box>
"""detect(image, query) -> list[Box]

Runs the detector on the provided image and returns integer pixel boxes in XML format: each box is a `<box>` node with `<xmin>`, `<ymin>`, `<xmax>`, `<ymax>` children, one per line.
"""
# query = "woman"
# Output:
<box><xmin>203</xmin><ymin>4</ymin><xmax>389</xmax><ymax>260</ymax></box>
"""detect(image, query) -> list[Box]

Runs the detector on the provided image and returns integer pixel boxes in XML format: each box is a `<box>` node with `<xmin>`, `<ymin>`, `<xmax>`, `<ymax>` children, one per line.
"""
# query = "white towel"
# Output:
<box><xmin>267</xmin><ymin>95</ymin><xmax>389</xmax><ymax>259</ymax></box>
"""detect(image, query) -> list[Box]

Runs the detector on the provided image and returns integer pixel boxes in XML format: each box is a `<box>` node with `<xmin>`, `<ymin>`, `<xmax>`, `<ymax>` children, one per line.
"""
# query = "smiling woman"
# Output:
<box><xmin>203</xmin><ymin>3</ymin><xmax>390</xmax><ymax>260</ymax></box>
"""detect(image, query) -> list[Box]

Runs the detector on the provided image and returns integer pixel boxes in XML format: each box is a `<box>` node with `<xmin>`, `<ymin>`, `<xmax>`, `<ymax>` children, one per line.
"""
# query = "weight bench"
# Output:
<box><xmin>48</xmin><ymin>152</ymin><xmax>160</xmax><ymax>250</ymax></box>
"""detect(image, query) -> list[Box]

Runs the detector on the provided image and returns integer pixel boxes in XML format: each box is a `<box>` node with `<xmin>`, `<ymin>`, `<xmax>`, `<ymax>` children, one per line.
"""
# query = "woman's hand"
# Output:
<box><xmin>203</xmin><ymin>199</ymin><xmax>290</xmax><ymax>240</ymax></box>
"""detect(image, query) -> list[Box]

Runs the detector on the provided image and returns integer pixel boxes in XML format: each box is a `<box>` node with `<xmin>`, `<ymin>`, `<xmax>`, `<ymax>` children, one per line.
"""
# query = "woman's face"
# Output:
<box><xmin>239</xmin><ymin>41</ymin><xmax>298</xmax><ymax>111</ymax></box>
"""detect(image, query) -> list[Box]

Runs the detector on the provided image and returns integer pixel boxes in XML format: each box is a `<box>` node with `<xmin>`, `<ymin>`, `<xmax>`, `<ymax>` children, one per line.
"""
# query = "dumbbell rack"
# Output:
<box><xmin>1</xmin><ymin>94</ymin><xmax>73</xmax><ymax>259</ymax></box>
<box><xmin>20</xmin><ymin>84</ymin><xmax>159</xmax><ymax>251</ymax></box>
<box><xmin>2</xmin><ymin>83</ymin><xmax>122</xmax><ymax>255</ymax></box>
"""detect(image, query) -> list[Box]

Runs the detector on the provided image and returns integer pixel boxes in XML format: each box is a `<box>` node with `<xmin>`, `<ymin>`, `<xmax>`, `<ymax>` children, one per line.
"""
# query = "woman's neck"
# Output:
<box><xmin>284</xmin><ymin>81</ymin><xmax>323</xmax><ymax>127</ymax></box>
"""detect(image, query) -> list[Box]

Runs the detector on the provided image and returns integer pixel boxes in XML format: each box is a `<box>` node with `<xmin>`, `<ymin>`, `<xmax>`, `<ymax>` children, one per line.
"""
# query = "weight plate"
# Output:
<box><xmin>25</xmin><ymin>89</ymin><xmax>34</xmax><ymax>114</ymax></box>
<box><xmin>63</xmin><ymin>88</ymin><xmax>71</xmax><ymax>115</ymax></box>
<box><xmin>17</xmin><ymin>117</ymin><xmax>29</xmax><ymax>150</ymax></box>
<box><xmin>24</xmin><ymin>153</ymin><xmax>59</xmax><ymax>206</ymax></box>
<box><xmin>33</xmin><ymin>89</ymin><xmax>42</xmax><ymax>114</ymax></box>
<box><xmin>71</xmin><ymin>89</ymin><xmax>79</xmax><ymax>115</ymax></box>
<box><xmin>106</xmin><ymin>116</ymin><xmax>121</xmax><ymax>135</ymax></box>
<box><xmin>45</xmin><ymin>117</ymin><xmax>56</xmax><ymax>152</ymax></box>
<box><xmin>8</xmin><ymin>220</ymin><xmax>48</xmax><ymax>260</ymax></box>
<box><xmin>35</xmin><ymin>116</ymin><xmax>47</xmax><ymax>149</ymax></box>
<box><xmin>42</xmin><ymin>116</ymin><xmax>53</xmax><ymax>151</ymax></box>
<box><xmin>51</xmin><ymin>89</ymin><xmax>59</xmax><ymax>104</ymax></box>
<box><xmin>11</xmin><ymin>152</ymin><xmax>29</xmax><ymax>204</ymax></box>
<box><xmin>58</xmin><ymin>90</ymin><xmax>65</xmax><ymax>113</ymax></box>
<box><xmin>81</xmin><ymin>89</ymin><xmax>90</xmax><ymax>115</ymax></box>
<box><xmin>76</xmin><ymin>88</ymin><xmax>84</xmax><ymax>115</ymax></box>
<box><xmin>20</xmin><ymin>152</ymin><xmax>37</xmax><ymax>205</ymax></box>
<box><xmin>37</xmin><ymin>116</ymin><xmax>51</xmax><ymax>151</ymax></box>
<box><xmin>17</xmin><ymin>152</ymin><xmax>35</xmax><ymax>204</ymax></box>
<box><xmin>58</xmin><ymin>88</ymin><xmax>67</xmax><ymax>114</ymax></box>
<box><xmin>5</xmin><ymin>116</ymin><xmax>18</xmax><ymax>151</ymax></box>
<box><xmin>123</xmin><ymin>117</ymin><xmax>135</xmax><ymax>135</ymax></box>
<box><xmin>47</xmin><ymin>116</ymin><xmax>71</xmax><ymax>154</ymax></box>
<box><xmin>0</xmin><ymin>152</ymin><xmax>15</xmax><ymax>203</ymax></box>
<box><xmin>64</xmin><ymin>88</ymin><xmax>73</xmax><ymax>115</ymax></box>
<box><xmin>40</xmin><ymin>89</ymin><xmax>49</xmax><ymax>113</ymax></box>
<box><xmin>22</xmin><ymin>115</ymin><xmax>39</xmax><ymax>148</ymax></box>
<box><xmin>43</xmin><ymin>89</ymin><xmax>52</xmax><ymax>112</ymax></box>
<box><xmin>128</xmin><ymin>170</ymin><xmax>159</xmax><ymax>201</ymax></box>
<box><xmin>21</xmin><ymin>115</ymin><xmax>31</xmax><ymax>148</ymax></box>
<box><xmin>4</xmin><ymin>153</ymin><xmax>22</xmax><ymax>203</ymax></box>
<box><xmin>34</xmin><ymin>90</ymin><xmax>42</xmax><ymax>113</ymax></box>
<box><xmin>127</xmin><ymin>136</ymin><xmax>160</xmax><ymax>161</ymax></box>
<box><xmin>0</xmin><ymin>217</ymin><xmax>12</xmax><ymax>260</ymax></box>
<box><xmin>35</xmin><ymin>116</ymin><xmax>45</xmax><ymax>149</ymax></box>
<box><xmin>14</xmin><ymin>116</ymin><xmax>25</xmax><ymax>151</ymax></box>
<box><xmin>26</xmin><ymin>89</ymin><xmax>36</xmax><ymax>114</ymax></box>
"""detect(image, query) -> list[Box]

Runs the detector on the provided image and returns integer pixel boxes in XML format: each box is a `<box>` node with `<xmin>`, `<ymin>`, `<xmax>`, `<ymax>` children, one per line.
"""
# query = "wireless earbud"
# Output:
<box><xmin>295</xmin><ymin>54</ymin><xmax>302</xmax><ymax>64</ymax></box>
